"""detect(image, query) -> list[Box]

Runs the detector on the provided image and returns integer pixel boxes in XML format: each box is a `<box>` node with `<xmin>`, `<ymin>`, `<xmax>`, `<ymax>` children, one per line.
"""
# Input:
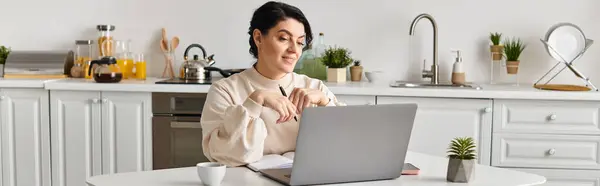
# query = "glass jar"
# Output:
<box><xmin>97</xmin><ymin>24</ymin><xmax>115</xmax><ymax>57</ymax></box>
<box><xmin>74</xmin><ymin>40</ymin><xmax>94</xmax><ymax>79</ymax></box>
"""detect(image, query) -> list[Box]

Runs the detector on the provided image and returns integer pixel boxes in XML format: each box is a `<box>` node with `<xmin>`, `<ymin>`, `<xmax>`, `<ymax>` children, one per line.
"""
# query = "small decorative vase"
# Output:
<box><xmin>506</xmin><ymin>60</ymin><xmax>520</xmax><ymax>74</ymax></box>
<box><xmin>327</xmin><ymin>68</ymin><xmax>346</xmax><ymax>83</ymax></box>
<box><xmin>447</xmin><ymin>158</ymin><xmax>474</xmax><ymax>183</ymax></box>
<box><xmin>490</xmin><ymin>45</ymin><xmax>504</xmax><ymax>61</ymax></box>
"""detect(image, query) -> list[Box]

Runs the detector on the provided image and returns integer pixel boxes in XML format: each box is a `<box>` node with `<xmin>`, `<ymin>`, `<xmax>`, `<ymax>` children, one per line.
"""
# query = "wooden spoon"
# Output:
<box><xmin>169</xmin><ymin>37</ymin><xmax>180</xmax><ymax>77</ymax></box>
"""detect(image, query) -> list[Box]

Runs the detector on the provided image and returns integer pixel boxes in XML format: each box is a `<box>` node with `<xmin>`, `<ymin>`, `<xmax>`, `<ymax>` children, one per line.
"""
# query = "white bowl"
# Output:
<box><xmin>197</xmin><ymin>162</ymin><xmax>226</xmax><ymax>186</ymax></box>
<box><xmin>365</xmin><ymin>71</ymin><xmax>384</xmax><ymax>83</ymax></box>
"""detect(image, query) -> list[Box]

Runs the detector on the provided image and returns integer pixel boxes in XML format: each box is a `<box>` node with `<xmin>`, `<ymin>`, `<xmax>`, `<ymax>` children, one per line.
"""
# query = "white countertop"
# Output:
<box><xmin>86</xmin><ymin>151</ymin><xmax>546</xmax><ymax>186</ymax></box>
<box><xmin>0</xmin><ymin>78</ymin><xmax>58</xmax><ymax>88</ymax></box>
<box><xmin>3</xmin><ymin>77</ymin><xmax>600</xmax><ymax>101</ymax></box>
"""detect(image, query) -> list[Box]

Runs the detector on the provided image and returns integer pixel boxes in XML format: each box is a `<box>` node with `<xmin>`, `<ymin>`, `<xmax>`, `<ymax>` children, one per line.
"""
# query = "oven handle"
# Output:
<box><xmin>170</xmin><ymin>121</ymin><xmax>202</xmax><ymax>129</ymax></box>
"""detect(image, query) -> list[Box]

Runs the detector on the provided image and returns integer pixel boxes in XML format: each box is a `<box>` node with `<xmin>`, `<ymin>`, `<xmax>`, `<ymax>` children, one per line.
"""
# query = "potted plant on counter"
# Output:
<box><xmin>503</xmin><ymin>37</ymin><xmax>526</xmax><ymax>74</ymax></box>
<box><xmin>490</xmin><ymin>32</ymin><xmax>503</xmax><ymax>61</ymax></box>
<box><xmin>321</xmin><ymin>46</ymin><xmax>353</xmax><ymax>83</ymax></box>
<box><xmin>446</xmin><ymin>136</ymin><xmax>476</xmax><ymax>183</ymax></box>
<box><xmin>0</xmin><ymin>45</ymin><xmax>11</xmax><ymax>76</ymax></box>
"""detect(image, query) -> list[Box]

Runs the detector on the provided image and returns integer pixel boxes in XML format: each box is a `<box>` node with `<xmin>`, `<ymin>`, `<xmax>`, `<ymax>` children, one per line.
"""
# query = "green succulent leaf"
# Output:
<box><xmin>447</xmin><ymin>137</ymin><xmax>477</xmax><ymax>160</ymax></box>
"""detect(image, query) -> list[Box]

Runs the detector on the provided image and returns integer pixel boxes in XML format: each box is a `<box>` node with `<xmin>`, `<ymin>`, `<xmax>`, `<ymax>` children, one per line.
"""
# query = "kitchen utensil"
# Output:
<box><xmin>179</xmin><ymin>43</ymin><xmax>216</xmax><ymax>80</ymax></box>
<box><xmin>535</xmin><ymin>22</ymin><xmax>597</xmax><ymax>91</ymax></box>
<box><xmin>87</xmin><ymin>56</ymin><xmax>123</xmax><ymax>83</ymax></box>
<box><xmin>160</xmin><ymin>28</ymin><xmax>175</xmax><ymax>78</ymax></box>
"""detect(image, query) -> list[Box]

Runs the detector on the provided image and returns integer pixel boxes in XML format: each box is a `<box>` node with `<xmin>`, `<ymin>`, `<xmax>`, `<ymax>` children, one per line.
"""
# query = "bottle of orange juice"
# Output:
<box><xmin>135</xmin><ymin>53</ymin><xmax>147</xmax><ymax>80</ymax></box>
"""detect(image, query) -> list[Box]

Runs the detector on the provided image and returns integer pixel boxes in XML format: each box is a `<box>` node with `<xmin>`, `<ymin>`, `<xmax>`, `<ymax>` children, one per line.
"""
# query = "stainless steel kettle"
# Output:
<box><xmin>179</xmin><ymin>43</ymin><xmax>215</xmax><ymax>80</ymax></box>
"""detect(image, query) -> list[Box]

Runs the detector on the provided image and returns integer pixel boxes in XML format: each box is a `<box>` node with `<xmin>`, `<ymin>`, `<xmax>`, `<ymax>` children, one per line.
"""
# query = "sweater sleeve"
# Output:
<box><xmin>318</xmin><ymin>81</ymin><xmax>347</xmax><ymax>107</ymax></box>
<box><xmin>200</xmin><ymin>84</ymin><xmax>268</xmax><ymax>167</ymax></box>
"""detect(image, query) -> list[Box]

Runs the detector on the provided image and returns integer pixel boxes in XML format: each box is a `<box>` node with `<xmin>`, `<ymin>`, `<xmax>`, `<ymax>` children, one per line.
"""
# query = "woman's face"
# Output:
<box><xmin>254</xmin><ymin>18</ymin><xmax>306</xmax><ymax>74</ymax></box>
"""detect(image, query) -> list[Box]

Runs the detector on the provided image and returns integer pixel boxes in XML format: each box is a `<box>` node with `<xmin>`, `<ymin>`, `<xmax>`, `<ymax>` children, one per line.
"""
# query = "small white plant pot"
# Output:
<box><xmin>327</xmin><ymin>68</ymin><xmax>346</xmax><ymax>83</ymax></box>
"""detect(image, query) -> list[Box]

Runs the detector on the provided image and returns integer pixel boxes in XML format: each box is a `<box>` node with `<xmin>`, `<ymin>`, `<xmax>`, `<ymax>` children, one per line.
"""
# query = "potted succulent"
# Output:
<box><xmin>503</xmin><ymin>37</ymin><xmax>526</xmax><ymax>74</ymax></box>
<box><xmin>490</xmin><ymin>32</ymin><xmax>503</xmax><ymax>61</ymax></box>
<box><xmin>321</xmin><ymin>46</ymin><xmax>353</xmax><ymax>82</ymax></box>
<box><xmin>446</xmin><ymin>137</ymin><xmax>476</xmax><ymax>183</ymax></box>
<box><xmin>0</xmin><ymin>45</ymin><xmax>11</xmax><ymax>76</ymax></box>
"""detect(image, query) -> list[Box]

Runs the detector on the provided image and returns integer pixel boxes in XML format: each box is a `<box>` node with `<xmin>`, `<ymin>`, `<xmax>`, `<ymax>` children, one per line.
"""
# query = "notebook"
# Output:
<box><xmin>247</xmin><ymin>152</ymin><xmax>295</xmax><ymax>172</ymax></box>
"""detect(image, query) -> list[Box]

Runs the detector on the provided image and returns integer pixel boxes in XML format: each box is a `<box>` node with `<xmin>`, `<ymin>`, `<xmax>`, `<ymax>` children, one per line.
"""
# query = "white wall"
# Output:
<box><xmin>0</xmin><ymin>0</ymin><xmax>598</xmax><ymax>85</ymax></box>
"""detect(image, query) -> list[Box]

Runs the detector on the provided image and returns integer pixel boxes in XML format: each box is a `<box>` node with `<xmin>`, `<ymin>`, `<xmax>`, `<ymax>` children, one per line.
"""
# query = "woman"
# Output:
<box><xmin>200</xmin><ymin>1</ymin><xmax>345</xmax><ymax>167</ymax></box>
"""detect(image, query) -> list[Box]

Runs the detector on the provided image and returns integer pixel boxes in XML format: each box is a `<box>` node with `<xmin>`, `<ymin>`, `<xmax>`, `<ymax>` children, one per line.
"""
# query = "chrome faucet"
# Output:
<box><xmin>409</xmin><ymin>13</ymin><xmax>439</xmax><ymax>84</ymax></box>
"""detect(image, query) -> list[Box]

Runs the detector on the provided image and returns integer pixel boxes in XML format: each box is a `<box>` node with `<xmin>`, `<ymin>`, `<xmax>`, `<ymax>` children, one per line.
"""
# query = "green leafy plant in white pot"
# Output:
<box><xmin>446</xmin><ymin>137</ymin><xmax>476</xmax><ymax>183</ymax></box>
<box><xmin>320</xmin><ymin>46</ymin><xmax>353</xmax><ymax>83</ymax></box>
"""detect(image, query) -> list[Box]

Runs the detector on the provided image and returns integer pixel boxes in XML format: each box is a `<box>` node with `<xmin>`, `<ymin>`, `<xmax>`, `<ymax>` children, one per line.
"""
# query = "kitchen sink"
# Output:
<box><xmin>390</xmin><ymin>81</ymin><xmax>482</xmax><ymax>90</ymax></box>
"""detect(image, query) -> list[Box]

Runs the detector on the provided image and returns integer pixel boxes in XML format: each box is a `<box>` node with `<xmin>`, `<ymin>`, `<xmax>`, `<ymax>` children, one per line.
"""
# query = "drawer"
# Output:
<box><xmin>511</xmin><ymin>168</ymin><xmax>600</xmax><ymax>186</ymax></box>
<box><xmin>492</xmin><ymin>133</ymin><xmax>600</xmax><ymax>170</ymax></box>
<box><xmin>335</xmin><ymin>95</ymin><xmax>375</xmax><ymax>106</ymax></box>
<box><xmin>493</xmin><ymin>99</ymin><xmax>600</xmax><ymax>135</ymax></box>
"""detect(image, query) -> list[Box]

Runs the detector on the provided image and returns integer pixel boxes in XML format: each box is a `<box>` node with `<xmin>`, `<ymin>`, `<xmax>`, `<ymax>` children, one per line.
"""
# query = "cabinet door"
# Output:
<box><xmin>50</xmin><ymin>90</ymin><xmax>102</xmax><ymax>186</ymax></box>
<box><xmin>0</xmin><ymin>89</ymin><xmax>51</xmax><ymax>186</ymax></box>
<box><xmin>101</xmin><ymin>91</ymin><xmax>152</xmax><ymax>174</ymax></box>
<box><xmin>335</xmin><ymin>95</ymin><xmax>376</xmax><ymax>105</ymax></box>
<box><xmin>377</xmin><ymin>96</ymin><xmax>493</xmax><ymax>165</ymax></box>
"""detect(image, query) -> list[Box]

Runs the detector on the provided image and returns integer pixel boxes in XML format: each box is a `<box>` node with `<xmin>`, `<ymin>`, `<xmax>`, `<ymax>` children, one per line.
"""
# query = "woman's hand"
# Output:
<box><xmin>250</xmin><ymin>90</ymin><xmax>297</xmax><ymax>123</ymax></box>
<box><xmin>289</xmin><ymin>88</ymin><xmax>330</xmax><ymax>114</ymax></box>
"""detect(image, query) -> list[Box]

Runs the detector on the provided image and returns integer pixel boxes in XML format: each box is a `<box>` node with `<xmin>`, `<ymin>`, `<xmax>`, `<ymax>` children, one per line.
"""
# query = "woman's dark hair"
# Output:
<box><xmin>248</xmin><ymin>1</ymin><xmax>313</xmax><ymax>59</ymax></box>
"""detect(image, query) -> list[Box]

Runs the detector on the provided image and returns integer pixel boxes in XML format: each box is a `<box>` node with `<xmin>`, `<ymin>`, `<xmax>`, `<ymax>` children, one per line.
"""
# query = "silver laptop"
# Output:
<box><xmin>259</xmin><ymin>103</ymin><xmax>418</xmax><ymax>186</ymax></box>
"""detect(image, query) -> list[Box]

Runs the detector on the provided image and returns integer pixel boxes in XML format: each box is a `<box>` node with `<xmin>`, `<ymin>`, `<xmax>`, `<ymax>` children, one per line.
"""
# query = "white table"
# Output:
<box><xmin>87</xmin><ymin>151</ymin><xmax>546</xmax><ymax>186</ymax></box>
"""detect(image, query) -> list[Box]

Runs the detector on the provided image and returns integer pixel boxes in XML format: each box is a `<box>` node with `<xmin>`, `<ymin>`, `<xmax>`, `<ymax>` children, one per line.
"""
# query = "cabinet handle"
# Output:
<box><xmin>0</xmin><ymin>96</ymin><xmax>5</xmax><ymax>100</ymax></box>
<box><xmin>102</xmin><ymin>98</ymin><xmax>107</xmax><ymax>103</ymax></box>
<box><xmin>548</xmin><ymin>114</ymin><xmax>557</xmax><ymax>121</ymax></box>
<box><xmin>483</xmin><ymin>107</ymin><xmax>492</xmax><ymax>113</ymax></box>
<box><xmin>91</xmin><ymin>98</ymin><xmax>99</xmax><ymax>103</ymax></box>
<box><xmin>547</xmin><ymin>148</ymin><xmax>556</xmax><ymax>155</ymax></box>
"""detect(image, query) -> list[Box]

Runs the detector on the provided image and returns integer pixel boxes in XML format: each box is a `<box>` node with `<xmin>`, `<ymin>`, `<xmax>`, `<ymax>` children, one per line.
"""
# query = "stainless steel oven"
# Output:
<box><xmin>152</xmin><ymin>92</ymin><xmax>210</xmax><ymax>170</ymax></box>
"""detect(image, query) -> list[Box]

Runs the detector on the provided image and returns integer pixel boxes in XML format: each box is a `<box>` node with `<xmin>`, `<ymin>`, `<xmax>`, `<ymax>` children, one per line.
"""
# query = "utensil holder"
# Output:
<box><xmin>535</xmin><ymin>38</ymin><xmax>597</xmax><ymax>91</ymax></box>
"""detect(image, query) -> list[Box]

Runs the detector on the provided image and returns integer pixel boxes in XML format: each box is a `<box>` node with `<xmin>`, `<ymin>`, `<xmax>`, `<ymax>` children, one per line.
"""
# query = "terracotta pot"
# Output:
<box><xmin>327</xmin><ymin>68</ymin><xmax>346</xmax><ymax>83</ymax></box>
<box><xmin>350</xmin><ymin>65</ymin><xmax>363</xmax><ymax>82</ymax></box>
<box><xmin>506</xmin><ymin>60</ymin><xmax>520</xmax><ymax>74</ymax></box>
<box><xmin>490</xmin><ymin>45</ymin><xmax>504</xmax><ymax>61</ymax></box>
<box><xmin>447</xmin><ymin>158</ymin><xmax>475</xmax><ymax>183</ymax></box>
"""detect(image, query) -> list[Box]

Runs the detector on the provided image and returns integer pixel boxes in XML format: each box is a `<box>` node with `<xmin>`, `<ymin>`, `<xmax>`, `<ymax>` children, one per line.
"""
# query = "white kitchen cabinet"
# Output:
<box><xmin>376</xmin><ymin>96</ymin><xmax>493</xmax><ymax>165</ymax></box>
<box><xmin>0</xmin><ymin>88</ymin><xmax>51</xmax><ymax>186</ymax></box>
<box><xmin>50</xmin><ymin>90</ymin><xmax>152</xmax><ymax>186</ymax></box>
<box><xmin>100</xmin><ymin>91</ymin><xmax>152</xmax><ymax>174</ymax></box>
<box><xmin>335</xmin><ymin>95</ymin><xmax>376</xmax><ymax>105</ymax></box>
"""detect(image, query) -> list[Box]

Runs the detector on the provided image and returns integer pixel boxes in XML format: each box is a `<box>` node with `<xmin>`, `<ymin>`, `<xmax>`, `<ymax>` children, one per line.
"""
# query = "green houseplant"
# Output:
<box><xmin>489</xmin><ymin>32</ymin><xmax>503</xmax><ymax>60</ymax></box>
<box><xmin>320</xmin><ymin>46</ymin><xmax>353</xmax><ymax>82</ymax></box>
<box><xmin>0</xmin><ymin>45</ymin><xmax>10</xmax><ymax>65</ymax></box>
<box><xmin>503</xmin><ymin>37</ymin><xmax>526</xmax><ymax>74</ymax></box>
<box><xmin>446</xmin><ymin>137</ymin><xmax>477</xmax><ymax>183</ymax></box>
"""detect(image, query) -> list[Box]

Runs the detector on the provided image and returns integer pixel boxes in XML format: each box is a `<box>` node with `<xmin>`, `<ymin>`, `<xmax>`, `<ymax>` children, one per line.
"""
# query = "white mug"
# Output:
<box><xmin>197</xmin><ymin>162</ymin><xmax>226</xmax><ymax>186</ymax></box>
